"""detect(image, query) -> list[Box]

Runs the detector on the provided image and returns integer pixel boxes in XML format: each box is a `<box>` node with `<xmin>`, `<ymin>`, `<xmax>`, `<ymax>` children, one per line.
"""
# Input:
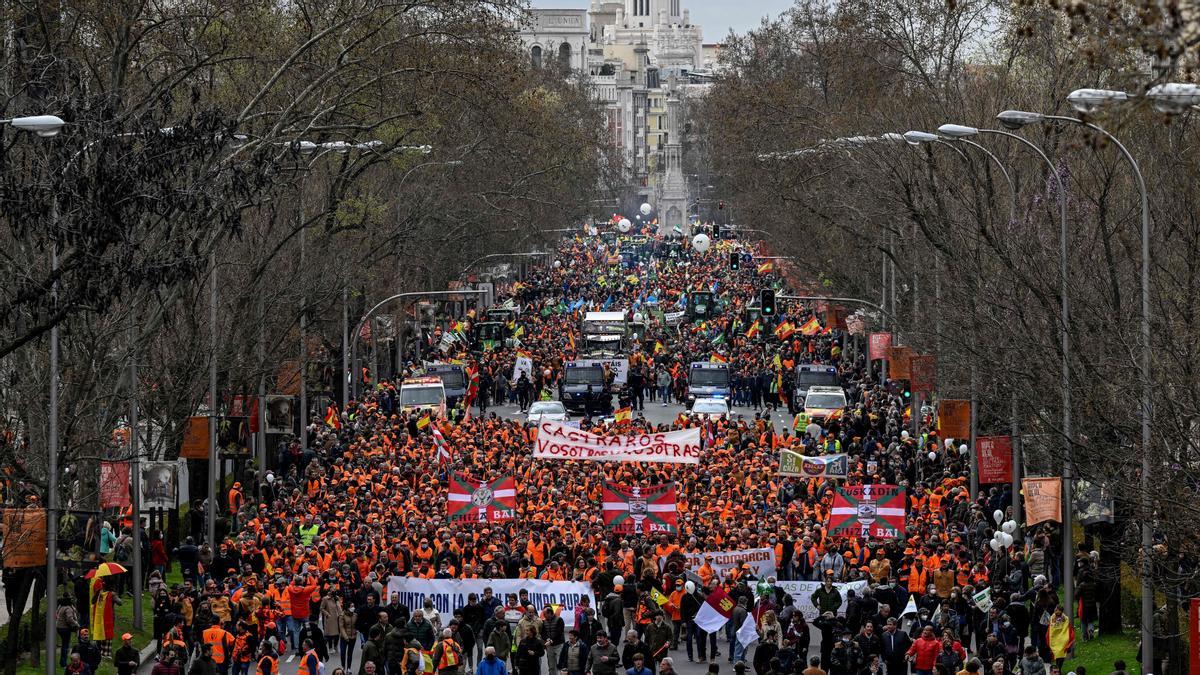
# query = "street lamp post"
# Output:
<box><xmin>997</xmin><ymin>100</ymin><xmax>1153</xmax><ymax>660</ymax></box>
<box><xmin>941</xmin><ymin>121</ymin><xmax>1071</xmax><ymax>603</ymax></box>
<box><xmin>5</xmin><ymin>113</ymin><xmax>69</xmax><ymax>675</ymax></box>
<box><xmin>348</xmin><ymin>290</ymin><xmax>487</xmax><ymax>401</ymax></box>
<box><xmin>905</xmin><ymin>130</ymin><xmax>1019</xmax><ymax>501</ymax></box>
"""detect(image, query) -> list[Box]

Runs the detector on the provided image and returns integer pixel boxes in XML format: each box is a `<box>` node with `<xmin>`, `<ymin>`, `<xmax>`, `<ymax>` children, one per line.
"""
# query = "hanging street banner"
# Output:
<box><xmin>778</xmin><ymin>580</ymin><xmax>869</xmax><ymax>620</ymax></box>
<box><xmin>0</xmin><ymin>509</ymin><xmax>47</xmax><ymax>567</ymax></box>
<box><xmin>829</xmin><ymin>484</ymin><xmax>906</xmax><ymax>539</ymax></box>
<box><xmin>447</xmin><ymin>475</ymin><xmax>516</xmax><ymax>524</ymax></box>
<box><xmin>99</xmin><ymin>461</ymin><xmax>131</xmax><ymax>508</ymax></box>
<box><xmin>1074</xmin><ymin>480</ymin><xmax>1115</xmax><ymax>526</ymax></box>
<box><xmin>677</xmin><ymin>548</ymin><xmax>778</xmax><ymax>581</ymax></box>
<box><xmin>868</xmin><ymin>332</ymin><xmax>892</xmax><ymax>361</ymax></box>
<box><xmin>602</xmin><ymin>483</ymin><xmax>678</xmax><ymax>534</ymax></box>
<box><xmin>888</xmin><ymin>346</ymin><xmax>913</xmax><ymax>379</ymax></box>
<box><xmin>1022</xmin><ymin>477</ymin><xmax>1063</xmax><ymax>525</ymax></box>
<box><xmin>534</xmin><ymin>421</ymin><xmax>701</xmax><ymax>464</ymax></box>
<box><xmin>779</xmin><ymin>450</ymin><xmax>849</xmax><ymax>478</ymax></box>
<box><xmin>937</xmin><ymin>400</ymin><xmax>971</xmax><ymax>439</ymax></box>
<box><xmin>386</xmin><ymin>577</ymin><xmax>593</xmax><ymax>628</ymax></box>
<box><xmin>910</xmin><ymin>355</ymin><xmax>937</xmax><ymax>395</ymax></box>
<box><xmin>976</xmin><ymin>436</ymin><xmax>1013</xmax><ymax>484</ymax></box>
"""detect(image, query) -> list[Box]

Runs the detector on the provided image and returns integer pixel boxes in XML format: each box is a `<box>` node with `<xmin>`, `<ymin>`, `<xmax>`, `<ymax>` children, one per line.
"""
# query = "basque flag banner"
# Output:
<box><xmin>602</xmin><ymin>482</ymin><xmax>677</xmax><ymax>534</ymax></box>
<box><xmin>447</xmin><ymin>475</ymin><xmax>516</xmax><ymax>524</ymax></box>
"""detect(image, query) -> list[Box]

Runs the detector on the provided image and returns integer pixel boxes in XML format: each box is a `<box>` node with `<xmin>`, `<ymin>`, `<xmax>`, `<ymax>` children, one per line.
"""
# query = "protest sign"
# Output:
<box><xmin>779</xmin><ymin>451</ymin><xmax>849</xmax><ymax>478</ymax></box>
<box><xmin>574</xmin><ymin>358</ymin><xmax>629</xmax><ymax>384</ymax></box>
<box><xmin>778</xmin><ymin>580</ymin><xmax>869</xmax><ymax>620</ymax></box>
<box><xmin>679</xmin><ymin>548</ymin><xmax>777</xmax><ymax>580</ymax></box>
<box><xmin>386</xmin><ymin>577</ymin><xmax>593</xmax><ymax>627</ymax></box>
<box><xmin>512</xmin><ymin>356</ymin><xmax>533</xmax><ymax>381</ymax></box>
<box><xmin>534</xmin><ymin>421</ymin><xmax>701</xmax><ymax>464</ymax></box>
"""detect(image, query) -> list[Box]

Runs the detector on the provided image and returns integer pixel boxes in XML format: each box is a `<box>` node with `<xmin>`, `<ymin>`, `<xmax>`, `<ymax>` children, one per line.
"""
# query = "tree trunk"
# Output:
<box><xmin>4</xmin><ymin>568</ymin><xmax>32</xmax><ymax>675</ymax></box>
<box><xmin>1095</xmin><ymin>521</ymin><xmax>1123</xmax><ymax>634</ymax></box>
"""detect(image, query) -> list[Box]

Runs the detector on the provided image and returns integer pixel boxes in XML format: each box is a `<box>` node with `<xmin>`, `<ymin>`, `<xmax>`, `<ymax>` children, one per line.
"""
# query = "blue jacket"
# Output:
<box><xmin>476</xmin><ymin>656</ymin><xmax>507</xmax><ymax>675</ymax></box>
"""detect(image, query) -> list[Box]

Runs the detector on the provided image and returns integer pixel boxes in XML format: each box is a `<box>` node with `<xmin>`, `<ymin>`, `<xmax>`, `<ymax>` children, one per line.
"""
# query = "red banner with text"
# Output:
<box><xmin>868</xmin><ymin>332</ymin><xmax>892</xmax><ymax>361</ymax></box>
<box><xmin>976</xmin><ymin>436</ymin><xmax>1013</xmax><ymax>485</ymax></box>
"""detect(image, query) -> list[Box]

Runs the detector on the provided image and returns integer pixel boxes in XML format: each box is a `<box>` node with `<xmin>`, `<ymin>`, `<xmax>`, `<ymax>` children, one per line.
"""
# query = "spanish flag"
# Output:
<box><xmin>654</xmin><ymin>341</ymin><xmax>665</xmax><ymax>355</ymax></box>
<box><xmin>567</xmin><ymin>332</ymin><xmax>576</xmax><ymax>352</ymax></box>
<box><xmin>744</xmin><ymin>320</ymin><xmax>761</xmax><ymax>339</ymax></box>
<box><xmin>324</xmin><ymin>404</ymin><xmax>342</xmax><ymax>430</ymax></box>
<box><xmin>416</xmin><ymin>413</ymin><xmax>431</xmax><ymax>430</ymax></box>
<box><xmin>799</xmin><ymin>317</ymin><xmax>822</xmax><ymax>336</ymax></box>
<box><xmin>757</xmin><ymin>260</ymin><xmax>774</xmax><ymax>274</ymax></box>
<box><xmin>774</xmin><ymin>321</ymin><xmax>796</xmax><ymax>339</ymax></box>
<box><xmin>710</xmin><ymin>353</ymin><xmax>728</xmax><ymax>364</ymax></box>
<box><xmin>614</xmin><ymin>407</ymin><xmax>632</xmax><ymax>425</ymax></box>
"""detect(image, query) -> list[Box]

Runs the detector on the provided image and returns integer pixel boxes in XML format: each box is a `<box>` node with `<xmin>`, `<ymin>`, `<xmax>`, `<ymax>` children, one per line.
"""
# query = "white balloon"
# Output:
<box><xmin>993</xmin><ymin>509</ymin><xmax>1004</xmax><ymax>525</ymax></box>
<box><xmin>553</xmin><ymin>260</ymin><xmax>561</xmax><ymax>268</ymax></box>
<box><xmin>1002</xmin><ymin>521</ymin><xmax>1017</xmax><ymax>534</ymax></box>
<box><xmin>900</xmin><ymin>430</ymin><xmax>910</xmax><ymax>440</ymax></box>
<box><xmin>684</xmin><ymin>581</ymin><xmax>696</xmax><ymax>593</ymax></box>
<box><xmin>1000</xmin><ymin>533</ymin><xmax>1014</xmax><ymax>547</ymax></box>
<box><xmin>613</xmin><ymin>575</ymin><xmax>625</xmax><ymax>586</ymax></box>
<box><xmin>958</xmin><ymin>444</ymin><xmax>968</xmax><ymax>455</ymax></box>
<box><xmin>944</xmin><ymin>439</ymin><xmax>954</xmax><ymax>450</ymax></box>
<box><xmin>640</xmin><ymin>202</ymin><xmax>653</xmax><ymax>216</ymax></box>
<box><xmin>618</xmin><ymin>218</ymin><xmax>632</xmax><ymax>233</ymax></box>
<box><xmin>633</xmin><ymin>312</ymin><xmax>644</xmax><ymax>323</ymax></box>
<box><xmin>989</xmin><ymin>539</ymin><xmax>1001</xmax><ymax>551</ymax></box>
<box><xmin>927</xmin><ymin>451</ymin><xmax>937</xmax><ymax>461</ymax></box>
<box><xmin>692</xmin><ymin>233</ymin><xmax>711</xmax><ymax>253</ymax></box>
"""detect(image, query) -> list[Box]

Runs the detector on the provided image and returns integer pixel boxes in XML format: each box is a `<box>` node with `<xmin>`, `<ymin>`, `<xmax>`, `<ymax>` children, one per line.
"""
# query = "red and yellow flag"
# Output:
<box><xmin>744</xmin><ymin>320</ymin><xmax>761</xmax><ymax>339</ymax></box>
<box><xmin>654</xmin><ymin>341</ymin><xmax>665</xmax><ymax>355</ymax></box>
<box><xmin>324</xmin><ymin>404</ymin><xmax>342</xmax><ymax>430</ymax></box>
<box><xmin>774</xmin><ymin>321</ymin><xmax>796</xmax><ymax>339</ymax></box>
<box><xmin>614</xmin><ymin>407</ymin><xmax>632</xmax><ymax>425</ymax></box>
<box><xmin>757</xmin><ymin>260</ymin><xmax>774</xmax><ymax>275</ymax></box>
<box><xmin>709</xmin><ymin>353</ymin><xmax>728</xmax><ymax>364</ymax></box>
<box><xmin>799</xmin><ymin>317</ymin><xmax>822</xmax><ymax>336</ymax></box>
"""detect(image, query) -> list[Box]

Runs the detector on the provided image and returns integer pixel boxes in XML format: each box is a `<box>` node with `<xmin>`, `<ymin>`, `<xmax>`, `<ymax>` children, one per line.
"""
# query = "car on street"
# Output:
<box><xmin>526</xmin><ymin>400</ymin><xmax>569</xmax><ymax>425</ymax></box>
<box><xmin>690</xmin><ymin>397</ymin><xmax>729</xmax><ymax>420</ymax></box>
<box><xmin>804</xmin><ymin>385</ymin><xmax>847</xmax><ymax>424</ymax></box>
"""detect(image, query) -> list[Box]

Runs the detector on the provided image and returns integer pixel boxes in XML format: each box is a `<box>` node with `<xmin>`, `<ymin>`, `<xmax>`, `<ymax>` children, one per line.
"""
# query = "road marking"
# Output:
<box><xmin>286</xmin><ymin>655</ymin><xmax>295</xmax><ymax>663</ymax></box>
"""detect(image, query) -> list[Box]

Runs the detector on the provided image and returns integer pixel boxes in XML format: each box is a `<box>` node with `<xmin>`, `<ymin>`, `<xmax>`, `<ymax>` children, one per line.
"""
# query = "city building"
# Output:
<box><xmin>518</xmin><ymin>2</ymin><xmax>707</xmax><ymax>230</ymax></box>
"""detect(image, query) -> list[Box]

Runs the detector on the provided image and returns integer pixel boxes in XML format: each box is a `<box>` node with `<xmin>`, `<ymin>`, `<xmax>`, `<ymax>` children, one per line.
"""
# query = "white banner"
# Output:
<box><xmin>664</xmin><ymin>311</ymin><xmax>685</xmax><ymax>326</ymax></box>
<box><xmin>678</xmin><ymin>548</ymin><xmax>777</xmax><ymax>581</ymax></box>
<box><xmin>513</xmin><ymin>356</ymin><xmax>533</xmax><ymax>381</ymax></box>
<box><xmin>574</xmin><ymin>358</ymin><xmax>629</xmax><ymax>384</ymax></box>
<box><xmin>385</xmin><ymin>577</ymin><xmax>593</xmax><ymax>628</ymax></box>
<box><xmin>778</xmin><ymin>580</ymin><xmax>869</xmax><ymax>621</ymax></box>
<box><xmin>534</xmin><ymin>421</ymin><xmax>701</xmax><ymax>463</ymax></box>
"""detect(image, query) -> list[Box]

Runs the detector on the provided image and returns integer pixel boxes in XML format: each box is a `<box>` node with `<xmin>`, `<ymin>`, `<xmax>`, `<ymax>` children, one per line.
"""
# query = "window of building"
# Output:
<box><xmin>531</xmin><ymin>45</ymin><xmax>542</xmax><ymax>68</ymax></box>
<box><xmin>559</xmin><ymin>43</ymin><xmax>571</xmax><ymax>68</ymax></box>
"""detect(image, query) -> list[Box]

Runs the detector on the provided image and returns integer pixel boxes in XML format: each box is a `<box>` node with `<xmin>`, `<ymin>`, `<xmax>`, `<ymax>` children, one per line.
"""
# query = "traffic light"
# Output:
<box><xmin>713</xmin><ymin>223</ymin><xmax>722</xmax><ymax>239</ymax></box>
<box><xmin>729</xmin><ymin>251</ymin><xmax>740</xmax><ymax>270</ymax></box>
<box><xmin>759</xmin><ymin>288</ymin><xmax>776</xmax><ymax>316</ymax></box>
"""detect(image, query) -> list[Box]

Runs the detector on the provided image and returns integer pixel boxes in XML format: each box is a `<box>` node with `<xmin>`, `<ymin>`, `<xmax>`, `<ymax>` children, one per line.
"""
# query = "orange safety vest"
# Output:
<box><xmin>436</xmin><ymin>639</ymin><xmax>461</xmax><ymax>670</ymax></box>
<box><xmin>257</xmin><ymin>655</ymin><xmax>277</xmax><ymax>675</ymax></box>
<box><xmin>203</xmin><ymin>626</ymin><xmax>233</xmax><ymax>664</ymax></box>
<box><xmin>297</xmin><ymin>649</ymin><xmax>320</xmax><ymax>675</ymax></box>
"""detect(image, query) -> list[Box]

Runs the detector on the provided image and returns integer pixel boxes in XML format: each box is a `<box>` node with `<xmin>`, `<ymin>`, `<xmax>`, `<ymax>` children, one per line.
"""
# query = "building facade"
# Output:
<box><xmin>518</xmin><ymin>3</ymin><xmax>704</xmax><ymax>230</ymax></box>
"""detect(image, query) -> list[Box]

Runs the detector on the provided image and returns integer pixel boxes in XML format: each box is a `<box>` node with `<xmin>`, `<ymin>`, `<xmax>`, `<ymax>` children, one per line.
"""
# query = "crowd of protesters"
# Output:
<box><xmin>38</xmin><ymin>227</ymin><xmax>1117</xmax><ymax>675</ymax></box>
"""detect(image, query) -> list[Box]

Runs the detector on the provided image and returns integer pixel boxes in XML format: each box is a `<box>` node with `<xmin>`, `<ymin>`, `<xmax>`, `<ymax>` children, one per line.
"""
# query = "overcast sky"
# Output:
<box><xmin>529</xmin><ymin>0</ymin><xmax>796</xmax><ymax>41</ymax></box>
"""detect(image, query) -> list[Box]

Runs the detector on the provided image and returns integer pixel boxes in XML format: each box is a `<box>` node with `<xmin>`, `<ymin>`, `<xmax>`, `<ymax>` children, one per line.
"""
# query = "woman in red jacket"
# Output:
<box><xmin>905</xmin><ymin>625</ymin><xmax>942</xmax><ymax>675</ymax></box>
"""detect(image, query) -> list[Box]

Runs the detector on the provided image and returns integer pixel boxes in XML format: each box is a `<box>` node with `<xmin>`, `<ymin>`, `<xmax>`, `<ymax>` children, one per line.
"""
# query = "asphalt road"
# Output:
<box><xmin>485</xmin><ymin>399</ymin><xmax>795</xmax><ymax>432</ymax></box>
